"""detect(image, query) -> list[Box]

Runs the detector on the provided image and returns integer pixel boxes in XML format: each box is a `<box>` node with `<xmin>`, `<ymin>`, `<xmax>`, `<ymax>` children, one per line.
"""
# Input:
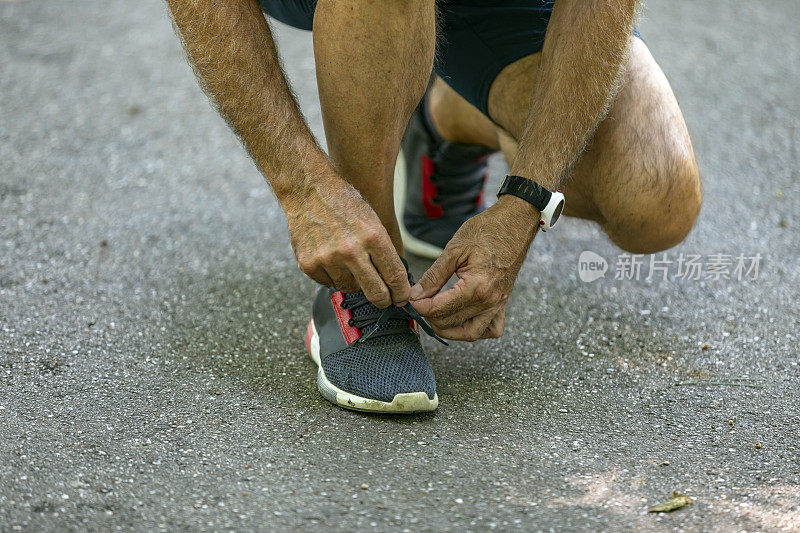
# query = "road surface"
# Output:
<box><xmin>1</xmin><ymin>1</ymin><xmax>798</xmax><ymax>530</ymax></box>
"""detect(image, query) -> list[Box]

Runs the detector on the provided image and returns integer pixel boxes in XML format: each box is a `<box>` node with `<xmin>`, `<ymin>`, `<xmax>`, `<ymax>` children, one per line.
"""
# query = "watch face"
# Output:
<box><xmin>550</xmin><ymin>200</ymin><xmax>565</xmax><ymax>226</ymax></box>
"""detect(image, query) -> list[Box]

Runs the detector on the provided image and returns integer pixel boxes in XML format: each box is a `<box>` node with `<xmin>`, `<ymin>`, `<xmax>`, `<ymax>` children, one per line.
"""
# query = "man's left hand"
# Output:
<box><xmin>409</xmin><ymin>196</ymin><xmax>538</xmax><ymax>341</ymax></box>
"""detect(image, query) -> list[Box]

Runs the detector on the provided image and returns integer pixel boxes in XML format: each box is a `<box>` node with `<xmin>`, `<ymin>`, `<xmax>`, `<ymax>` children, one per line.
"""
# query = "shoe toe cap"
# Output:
<box><xmin>321</xmin><ymin>339</ymin><xmax>436</xmax><ymax>403</ymax></box>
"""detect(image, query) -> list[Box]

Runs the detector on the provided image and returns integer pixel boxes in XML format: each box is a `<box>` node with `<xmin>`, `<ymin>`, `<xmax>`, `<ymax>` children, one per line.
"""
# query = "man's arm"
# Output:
<box><xmin>509</xmin><ymin>0</ymin><xmax>639</xmax><ymax>192</ymax></box>
<box><xmin>167</xmin><ymin>0</ymin><xmax>410</xmax><ymax>307</ymax></box>
<box><xmin>411</xmin><ymin>0</ymin><xmax>640</xmax><ymax>340</ymax></box>
<box><xmin>167</xmin><ymin>0</ymin><xmax>324</xmax><ymax>203</ymax></box>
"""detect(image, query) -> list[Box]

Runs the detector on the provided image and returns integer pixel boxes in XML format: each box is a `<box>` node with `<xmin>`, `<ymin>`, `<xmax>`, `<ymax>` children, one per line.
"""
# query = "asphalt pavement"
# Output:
<box><xmin>1</xmin><ymin>0</ymin><xmax>799</xmax><ymax>531</ymax></box>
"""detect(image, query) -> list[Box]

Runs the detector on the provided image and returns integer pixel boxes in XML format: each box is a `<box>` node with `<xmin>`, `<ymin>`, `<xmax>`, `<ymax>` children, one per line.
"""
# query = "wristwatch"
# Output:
<box><xmin>497</xmin><ymin>175</ymin><xmax>565</xmax><ymax>231</ymax></box>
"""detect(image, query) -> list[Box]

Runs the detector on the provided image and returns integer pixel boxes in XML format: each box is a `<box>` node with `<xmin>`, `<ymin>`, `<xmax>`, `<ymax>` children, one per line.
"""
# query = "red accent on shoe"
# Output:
<box><xmin>304</xmin><ymin>319</ymin><xmax>314</xmax><ymax>355</ymax></box>
<box><xmin>421</xmin><ymin>155</ymin><xmax>443</xmax><ymax>219</ymax></box>
<box><xmin>331</xmin><ymin>291</ymin><xmax>362</xmax><ymax>345</ymax></box>
<box><xmin>409</xmin><ymin>319</ymin><xmax>419</xmax><ymax>335</ymax></box>
<box><xmin>475</xmin><ymin>171</ymin><xmax>488</xmax><ymax>206</ymax></box>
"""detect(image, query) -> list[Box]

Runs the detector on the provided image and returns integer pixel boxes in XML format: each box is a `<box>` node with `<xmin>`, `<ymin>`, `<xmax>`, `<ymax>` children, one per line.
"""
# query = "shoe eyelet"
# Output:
<box><xmin>347</xmin><ymin>319</ymin><xmax>354</xmax><ymax>327</ymax></box>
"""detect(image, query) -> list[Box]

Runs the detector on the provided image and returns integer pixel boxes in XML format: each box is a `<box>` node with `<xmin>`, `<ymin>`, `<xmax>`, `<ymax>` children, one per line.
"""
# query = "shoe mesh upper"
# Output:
<box><xmin>320</xmin><ymin>291</ymin><xmax>436</xmax><ymax>403</ymax></box>
<box><xmin>321</xmin><ymin>332</ymin><xmax>436</xmax><ymax>403</ymax></box>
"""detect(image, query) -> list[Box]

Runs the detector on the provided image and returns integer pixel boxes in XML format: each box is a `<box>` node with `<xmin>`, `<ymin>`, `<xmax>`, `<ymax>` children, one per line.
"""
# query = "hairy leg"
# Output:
<box><xmin>430</xmin><ymin>37</ymin><xmax>702</xmax><ymax>254</ymax></box>
<box><xmin>313</xmin><ymin>0</ymin><xmax>436</xmax><ymax>254</ymax></box>
<box><xmin>426</xmin><ymin>77</ymin><xmax>500</xmax><ymax>148</ymax></box>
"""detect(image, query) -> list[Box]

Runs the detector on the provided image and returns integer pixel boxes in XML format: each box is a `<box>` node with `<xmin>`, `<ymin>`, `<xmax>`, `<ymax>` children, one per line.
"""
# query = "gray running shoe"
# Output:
<box><xmin>394</xmin><ymin>100</ymin><xmax>496</xmax><ymax>258</ymax></box>
<box><xmin>304</xmin><ymin>261</ymin><xmax>446</xmax><ymax>413</ymax></box>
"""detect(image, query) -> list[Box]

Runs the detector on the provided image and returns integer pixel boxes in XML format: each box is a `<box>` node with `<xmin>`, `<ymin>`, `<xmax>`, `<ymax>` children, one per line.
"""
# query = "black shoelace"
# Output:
<box><xmin>341</xmin><ymin>293</ymin><xmax>448</xmax><ymax>346</ymax></box>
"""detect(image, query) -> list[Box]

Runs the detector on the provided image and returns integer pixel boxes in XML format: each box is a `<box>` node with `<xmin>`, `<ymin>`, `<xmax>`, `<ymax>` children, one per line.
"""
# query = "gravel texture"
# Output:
<box><xmin>1</xmin><ymin>0</ymin><xmax>798</xmax><ymax>531</ymax></box>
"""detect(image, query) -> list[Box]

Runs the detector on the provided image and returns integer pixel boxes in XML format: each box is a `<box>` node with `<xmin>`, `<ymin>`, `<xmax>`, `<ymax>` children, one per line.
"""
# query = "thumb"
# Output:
<box><xmin>410</xmin><ymin>249</ymin><xmax>458</xmax><ymax>301</ymax></box>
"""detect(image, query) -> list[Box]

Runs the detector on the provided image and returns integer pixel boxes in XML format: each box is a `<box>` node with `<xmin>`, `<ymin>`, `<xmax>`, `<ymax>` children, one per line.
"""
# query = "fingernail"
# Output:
<box><xmin>409</xmin><ymin>284</ymin><xmax>423</xmax><ymax>300</ymax></box>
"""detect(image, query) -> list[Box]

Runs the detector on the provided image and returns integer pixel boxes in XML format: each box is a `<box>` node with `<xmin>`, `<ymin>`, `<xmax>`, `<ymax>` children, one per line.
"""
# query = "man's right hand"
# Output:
<box><xmin>284</xmin><ymin>176</ymin><xmax>410</xmax><ymax>308</ymax></box>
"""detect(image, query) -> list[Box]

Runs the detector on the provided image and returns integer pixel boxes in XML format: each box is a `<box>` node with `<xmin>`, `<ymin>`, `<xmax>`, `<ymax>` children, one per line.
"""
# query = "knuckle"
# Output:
<box><xmin>343</xmin><ymin>283</ymin><xmax>360</xmax><ymax>293</ymax></box>
<box><xmin>362</xmin><ymin>228</ymin><xmax>383</xmax><ymax>246</ymax></box>
<box><xmin>386</xmin><ymin>268</ymin><xmax>408</xmax><ymax>288</ymax></box>
<box><xmin>373</xmin><ymin>296</ymin><xmax>392</xmax><ymax>309</ymax></box>
<box><xmin>366</xmin><ymin>286</ymin><xmax>391</xmax><ymax>308</ymax></box>
<box><xmin>301</xmin><ymin>262</ymin><xmax>323</xmax><ymax>278</ymax></box>
<box><xmin>398</xmin><ymin>279</ymin><xmax>412</xmax><ymax>295</ymax></box>
<box><xmin>317</xmin><ymin>248</ymin><xmax>335</xmax><ymax>265</ymax></box>
<box><xmin>336</xmin><ymin>274</ymin><xmax>357</xmax><ymax>291</ymax></box>
<box><xmin>297</xmin><ymin>257</ymin><xmax>313</xmax><ymax>272</ymax></box>
<box><xmin>338</xmin><ymin>240</ymin><xmax>360</xmax><ymax>259</ymax></box>
<box><xmin>393</xmin><ymin>287</ymin><xmax>411</xmax><ymax>305</ymax></box>
<box><xmin>308</xmin><ymin>273</ymin><xmax>327</xmax><ymax>285</ymax></box>
<box><xmin>474</xmin><ymin>285</ymin><xmax>493</xmax><ymax>302</ymax></box>
<box><xmin>492</xmin><ymin>321</ymin><xmax>505</xmax><ymax>338</ymax></box>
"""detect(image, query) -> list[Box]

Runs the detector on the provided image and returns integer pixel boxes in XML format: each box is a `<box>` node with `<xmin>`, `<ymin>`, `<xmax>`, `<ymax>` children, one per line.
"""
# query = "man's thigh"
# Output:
<box><xmin>260</xmin><ymin>0</ymin><xmax>557</xmax><ymax>119</ymax></box>
<box><xmin>488</xmin><ymin>36</ymin><xmax>701</xmax><ymax>251</ymax></box>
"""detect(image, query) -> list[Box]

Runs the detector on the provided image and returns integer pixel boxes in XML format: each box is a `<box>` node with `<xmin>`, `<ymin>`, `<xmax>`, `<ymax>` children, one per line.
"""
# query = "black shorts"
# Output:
<box><xmin>260</xmin><ymin>0</ymin><xmax>556</xmax><ymax>115</ymax></box>
<box><xmin>260</xmin><ymin>1</ymin><xmax>640</xmax><ymax>116</ymax></box>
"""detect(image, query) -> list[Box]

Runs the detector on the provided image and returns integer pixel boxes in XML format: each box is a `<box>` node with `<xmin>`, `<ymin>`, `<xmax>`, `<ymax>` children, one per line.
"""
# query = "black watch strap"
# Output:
<box><xmin>497</xmin><ymin>175</ymin><xmax>552</xmax><ymax>211</ymax></box>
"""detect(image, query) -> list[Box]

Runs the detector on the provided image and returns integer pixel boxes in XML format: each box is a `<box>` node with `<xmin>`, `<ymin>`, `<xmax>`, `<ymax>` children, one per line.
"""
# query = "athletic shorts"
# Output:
<box><xmin>259</xmin><ymin>1</ymin><xmax>639</xmax><ymax>116</ymax></box>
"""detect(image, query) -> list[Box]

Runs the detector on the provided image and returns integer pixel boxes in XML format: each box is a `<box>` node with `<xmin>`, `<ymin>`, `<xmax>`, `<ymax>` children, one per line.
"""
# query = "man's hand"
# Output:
<box><xmin>285</xmin><ymin>174</ymin><xmax>410</xmax><ymax>308</ymax></box>
<box><xmin>409</xmin><ymin>196</ymin><xmax>538</xmax><ymax>341</ymax></box>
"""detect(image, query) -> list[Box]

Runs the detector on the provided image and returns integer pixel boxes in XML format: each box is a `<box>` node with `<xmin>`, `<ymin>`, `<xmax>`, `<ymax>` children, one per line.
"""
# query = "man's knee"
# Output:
<box><xmin>607</xmin><ymin>151</ymin><xmax>702</xmax><ymax>254</ymax></box>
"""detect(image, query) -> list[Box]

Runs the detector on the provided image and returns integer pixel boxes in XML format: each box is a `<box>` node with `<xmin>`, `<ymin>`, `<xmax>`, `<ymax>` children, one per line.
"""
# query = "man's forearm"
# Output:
<box><xmin>167</xmin><ymin>0</ymin><xmax>329</xmax><ymax>209</ymax></box>
<box><xmin>510</xmin><ymin>0</ymin><xmax>639</xmax><ymax>193</ymax></box>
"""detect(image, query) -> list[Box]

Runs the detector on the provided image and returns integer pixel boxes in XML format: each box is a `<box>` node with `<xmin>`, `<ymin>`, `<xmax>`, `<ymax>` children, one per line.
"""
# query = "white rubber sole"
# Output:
<box><xmin>305</xmin><ymin>319</ymin><xmax>438</xmax><ymax>414</ymax></box>
<box><xmin>393</xmin><ymin>149</ymin><xmax>445</xmax><ymax>260</ymax></box>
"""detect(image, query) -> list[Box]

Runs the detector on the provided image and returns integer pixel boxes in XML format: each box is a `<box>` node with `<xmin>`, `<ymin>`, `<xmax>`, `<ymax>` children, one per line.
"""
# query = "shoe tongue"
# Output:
<box><xmin>438</xmin><ymin>141</ymin><xmax>495</xmax><ymax>165</ymax></box>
